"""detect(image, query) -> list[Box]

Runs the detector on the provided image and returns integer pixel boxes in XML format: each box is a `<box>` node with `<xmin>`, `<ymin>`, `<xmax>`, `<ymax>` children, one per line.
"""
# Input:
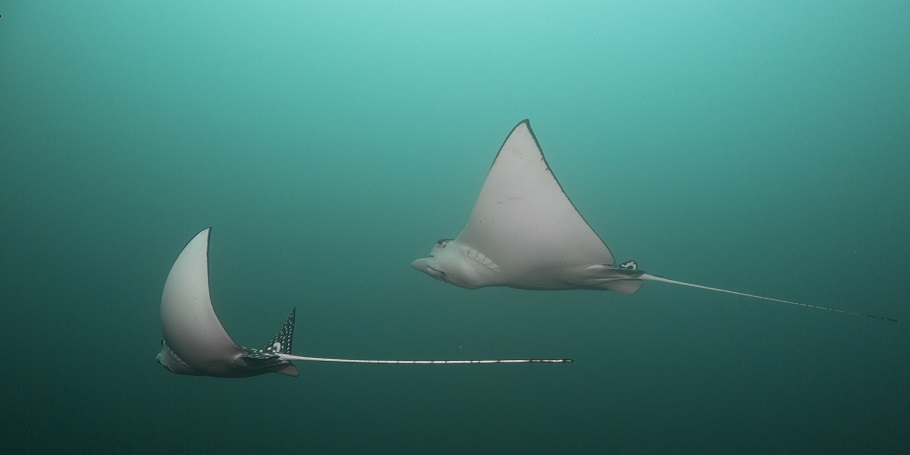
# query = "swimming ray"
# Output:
<box><xmin>411</xmin><ymin>120</ymin><xmax>895</xmax><ymax>322</ymax></box>
<box><xmin>156</xmin><ymin>228</ymin><xmax>572</xmax><ymax>378</ymax></box>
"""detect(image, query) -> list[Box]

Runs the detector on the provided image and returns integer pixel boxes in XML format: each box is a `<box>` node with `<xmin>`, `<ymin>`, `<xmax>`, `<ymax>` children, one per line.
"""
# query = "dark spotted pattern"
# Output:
<box><xmin>263</xmin><ymin>307</ymin><xmax>295</xmax><ymax>354</ymax></box>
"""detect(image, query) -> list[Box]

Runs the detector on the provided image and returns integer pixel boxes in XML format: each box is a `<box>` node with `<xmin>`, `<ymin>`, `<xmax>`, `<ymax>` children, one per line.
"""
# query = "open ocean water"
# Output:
<box><xmin>1</xmin><ymin>1</ymin><xmax>908</xmax><ymax>453</ymax></box>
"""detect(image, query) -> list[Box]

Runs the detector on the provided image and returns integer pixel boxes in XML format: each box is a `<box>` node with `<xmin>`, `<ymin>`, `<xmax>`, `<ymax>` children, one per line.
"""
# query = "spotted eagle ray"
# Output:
<box><xmin>156</xmin><ymin>228</ymin><xmax>571</xmax><ymax>378</ymax></box>
<box><xmin>412</xmin><ymin>120</ymin><xmax>894</xmax><ymax>322</ymax></box>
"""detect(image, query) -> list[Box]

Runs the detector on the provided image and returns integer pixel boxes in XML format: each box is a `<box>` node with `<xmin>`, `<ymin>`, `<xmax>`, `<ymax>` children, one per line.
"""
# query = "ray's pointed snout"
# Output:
<box><xmin>410</xmin><ymin>257</ymin><xmax>430</xmax><ymax>274</ymax></box>
<box><xmin>154</xmin><ymin>352</ymin><xmax>167</xmax><ymax>370</ymax></box>
<box><xmin>411</xmin><ymin>257</ymin><xmax>445</xmax><ymax>282</ymax></box>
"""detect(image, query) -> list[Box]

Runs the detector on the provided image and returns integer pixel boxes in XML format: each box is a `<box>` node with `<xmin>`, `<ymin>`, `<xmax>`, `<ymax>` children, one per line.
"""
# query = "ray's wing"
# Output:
<box><xmin>457</xmin><ymin>120</ymin><xmax>614</xmax><ymax>271</ymax></box>
<box><xmin>160</xmin><ymin>228</ymin><xmax>244</xmax><ymax>368</ymax></box>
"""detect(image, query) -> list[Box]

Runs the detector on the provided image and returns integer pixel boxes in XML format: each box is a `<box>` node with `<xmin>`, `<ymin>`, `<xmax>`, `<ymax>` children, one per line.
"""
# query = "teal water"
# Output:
<box><xmin>2</xmin><ymin>1</ymin><xmax>908</xmax><ymax>453</ymax></box>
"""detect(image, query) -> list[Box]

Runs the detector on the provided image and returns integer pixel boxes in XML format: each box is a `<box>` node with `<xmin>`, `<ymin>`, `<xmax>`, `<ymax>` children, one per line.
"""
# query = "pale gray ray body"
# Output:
<box><xmin>411</xmin><ymin>120</ymin><xmax>894</xmax><ymax>322</ymax></box>
<box><xmin>156</xmin><ymin>228</ymin><xmax>571</xmax><ymax>379</ymax></box>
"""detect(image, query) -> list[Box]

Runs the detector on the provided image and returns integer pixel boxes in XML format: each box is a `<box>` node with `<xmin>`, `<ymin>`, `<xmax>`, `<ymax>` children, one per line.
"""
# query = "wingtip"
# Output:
<box><xmin>507</xmin><ymin>119</ymin><xmax>539</xmax><ymax>145</ymax></box>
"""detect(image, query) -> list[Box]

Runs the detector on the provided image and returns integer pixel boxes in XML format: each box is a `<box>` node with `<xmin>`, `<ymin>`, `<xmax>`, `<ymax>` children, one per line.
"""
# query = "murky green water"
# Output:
<box><xmin>1</xmin><ymin>1</ymin><xmax>907</xmax><ymax>453</ymax></box>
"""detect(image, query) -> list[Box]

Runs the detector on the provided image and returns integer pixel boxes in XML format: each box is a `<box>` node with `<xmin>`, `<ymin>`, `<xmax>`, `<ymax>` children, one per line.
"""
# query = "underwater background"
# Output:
<box><xmin>1</xmin><ymin>1</ymin><xmax>908</xmax><ymax>453</ymax></box>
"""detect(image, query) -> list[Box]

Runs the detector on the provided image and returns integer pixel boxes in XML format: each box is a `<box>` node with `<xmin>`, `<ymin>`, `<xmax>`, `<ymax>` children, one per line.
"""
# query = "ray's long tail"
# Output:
<box><xmin>277</xmin><ymin>354</ymin><xmax>572</xmax><ymax>364</ymax></box>
<box><xmin>639</xmin><ymin>273</ymin><xmax>896</xmax><ymax>322</ymax></box>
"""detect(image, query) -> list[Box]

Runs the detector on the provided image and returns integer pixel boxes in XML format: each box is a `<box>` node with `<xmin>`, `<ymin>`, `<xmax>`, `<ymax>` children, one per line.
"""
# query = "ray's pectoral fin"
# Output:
<box><xmin>413</xmin><ymin>120</ymin><xmax>618</xmax><ymax>290</ymax></box>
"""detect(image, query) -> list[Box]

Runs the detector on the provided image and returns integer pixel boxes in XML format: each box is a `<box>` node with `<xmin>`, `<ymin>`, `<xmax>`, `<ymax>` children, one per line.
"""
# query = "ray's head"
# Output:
<box><xmin>155</xmin><ymin>340</ymin><xmax>200</xmax><ymax>375</ymax></box>
<box><xmin>411</xmin><ymin>238</ymin><xmax>492</xmax><ymax>289</ymax></box>
<box><xmin>411</xmin><ymin>239</ymin><xmax>456</xmax><ymax>284</ymax></box>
